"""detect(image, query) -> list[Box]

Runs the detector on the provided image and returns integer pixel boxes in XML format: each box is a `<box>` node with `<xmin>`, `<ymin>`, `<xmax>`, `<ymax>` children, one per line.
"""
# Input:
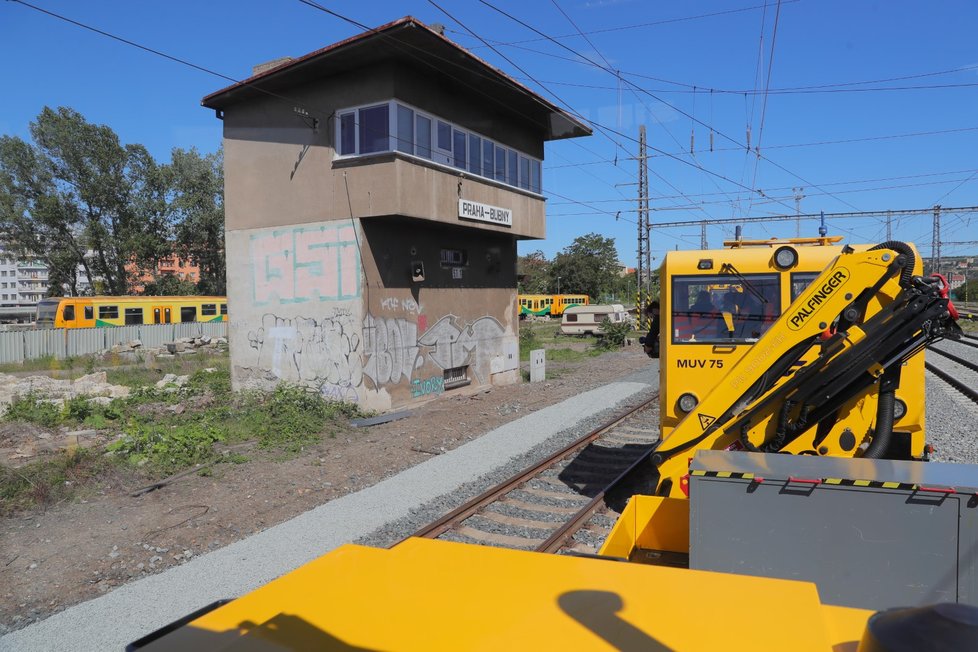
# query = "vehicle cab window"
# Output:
<box><xmin>671</xmin><ymin>274</ymin><xmax>781</xmax><ymax>344</ymax></box>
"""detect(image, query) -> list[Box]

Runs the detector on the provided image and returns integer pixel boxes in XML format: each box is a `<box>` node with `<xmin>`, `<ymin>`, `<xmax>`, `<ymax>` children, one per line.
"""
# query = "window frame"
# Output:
<box><xmin>670</xmin><ymin>273</ymin><xmax>781</xmax><ymax>345</ymax></box>
<box><xmin>334</xmin><ymin>99</ymin><xmax>543</xmax><ymax>195</ymax></box>
<box><xmin>201</xmin><ymin>304</ymin><xmax>218</xmax><ymax>316</ymax></box>
<box><xmin>98</xmin><ymin>305</ymin><xmax>119</xmax><ymax>320</ymax></box>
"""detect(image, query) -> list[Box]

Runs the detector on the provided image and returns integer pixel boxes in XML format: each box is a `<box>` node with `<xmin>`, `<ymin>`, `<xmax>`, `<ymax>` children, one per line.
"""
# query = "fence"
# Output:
<box><xmin>0</xmin><ymin>322</ymin><xmax>229</xmax><ymax>364</ymax></box>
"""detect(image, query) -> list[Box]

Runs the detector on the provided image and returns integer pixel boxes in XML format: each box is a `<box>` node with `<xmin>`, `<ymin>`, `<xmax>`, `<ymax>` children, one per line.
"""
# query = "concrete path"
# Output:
<box><xmin>0</xmin><ymin>377</ymin><xmax>654</xmax><ymax>651</ymax></box>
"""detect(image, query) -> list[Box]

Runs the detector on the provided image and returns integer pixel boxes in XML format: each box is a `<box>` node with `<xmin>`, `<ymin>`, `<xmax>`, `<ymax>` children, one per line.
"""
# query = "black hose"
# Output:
<box><xmin>863</xmin><ymin>390</ymin><xmax>895</xmax><ymax>459</ymax></box>
<box><xmin>869</xmin><ymin>241</ymin><xmax>915</xmax><ymax>288</ymax></box>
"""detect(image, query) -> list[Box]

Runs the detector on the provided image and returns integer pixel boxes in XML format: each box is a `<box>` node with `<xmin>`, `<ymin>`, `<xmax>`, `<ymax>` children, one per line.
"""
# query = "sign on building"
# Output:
<box><xmin>458</xmin><ymin>199</ymin><xmax>512</xmax><ymax>227</ymax></box>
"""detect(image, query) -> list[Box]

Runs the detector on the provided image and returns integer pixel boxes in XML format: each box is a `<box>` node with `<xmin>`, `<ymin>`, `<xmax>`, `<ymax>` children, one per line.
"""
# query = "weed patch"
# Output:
<box><xmin>0</xmin><ymin>450</ymin><xmax>112</xmax><ymax>516</ymax></box>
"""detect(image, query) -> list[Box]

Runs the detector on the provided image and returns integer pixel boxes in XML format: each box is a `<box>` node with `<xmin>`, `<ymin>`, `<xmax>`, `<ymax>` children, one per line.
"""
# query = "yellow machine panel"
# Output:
<box><xmin>140</xmin><ymin>538</ymin><xmax>872</xmax><ymax>651</ymax></box>
<box><xmin>658</xmin><ymin>239</ymin><xmax>926</xmax><ymax>461</ymax></box>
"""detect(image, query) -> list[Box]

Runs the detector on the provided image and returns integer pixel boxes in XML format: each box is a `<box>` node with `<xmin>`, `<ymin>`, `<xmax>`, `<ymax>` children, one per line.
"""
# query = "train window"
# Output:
<box><xmin>84</xmin><ymin>306</ymin><xmax>93</xmax><ymax>320</ymax></box>
<box><xmin>671</xmin><ymin>274</ymin><xmax>780</xmax><ymax>344</ymax></box>
<box><xmin>62</xmin><ymin>305</ymin><xmax>75</xmax><ymax>321</ymax></box>
<box><xmin>99</xmin><ymin>305</ymin><xmax>119</xmax><ymax>319</ymax></box>
<box><xmin>36</xmin><ymin>300</ymin><xmax>59</xmax><ymax>326</ymax></box>
<box><xmin>181</xmin><ymin>306</ymin><xmax>197</xmax><ymax>322</ymax></box>
<box><xmin>220</xmin><ymin>304</ymin><xmax>227</xmax><ymax>315</ymax></box>
<box><xmin>790</xmin><ymin>272</ymin><xmax>821</xmax><ymax>302</ymax></box>
<box><xmin>201</xmin><ymin>304</ymin><xmax>217</xmax><ymax>316</ymax></box>
<box><xmin>124</xmin><ymin>308</ymin><xmax>143</xmax><ymax>325</ymax></box>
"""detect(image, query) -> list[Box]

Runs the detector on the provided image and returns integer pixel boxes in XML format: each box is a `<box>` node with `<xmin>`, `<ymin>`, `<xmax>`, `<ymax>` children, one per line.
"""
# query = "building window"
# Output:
<box><xmin>335</xmin><ymin>100</ymin><xmax>543</xmax><ymax>194</ymax></box>
<box><xmin>395</xmin><ymin>104</ymin><xmax>414</xmax><ymax>155</ymax></box>
<box><xmin>359</xmin><ymin>104</ymin><xmax>390</xmax><ymax>154</ymax></box>
<box><xmin>99</xmin><ymin>305</ymin><xmax>119</xmax><ymax>319</ymax></box>
<box><xmin>124</xmin><ymin>308</ymin><xmax>143</xmax><ymax>325</ymax></box>
<box><xmin>416</xmin><ymin>115</ymin><xmax>432</xmax><ymax>159</ymax></box>
<box><xmin>339</xmin><ymin>112</ymin><xmax>356</xmax><ymax>155</ymax></box>
<box><xmin>468</xmin><ymin>134</ymin><xmax>481</xmax><ymax>175</ymax></box>
<box><xmin>201</xmin><ymin>304</ymin><xmax>217</xmax><ymax>316</ymax></box>
<box><xmin>452</xmin><ymin>130</ymin><xmax>466</xmax><ymax>169</ymax></box>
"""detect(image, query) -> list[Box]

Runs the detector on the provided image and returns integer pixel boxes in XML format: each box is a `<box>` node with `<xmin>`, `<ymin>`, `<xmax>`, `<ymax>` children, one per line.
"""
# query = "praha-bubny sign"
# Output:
<box><xmin>458</xmin><ymin>199</ymin><xmax>512</xmax><ymax>227</ymax></box>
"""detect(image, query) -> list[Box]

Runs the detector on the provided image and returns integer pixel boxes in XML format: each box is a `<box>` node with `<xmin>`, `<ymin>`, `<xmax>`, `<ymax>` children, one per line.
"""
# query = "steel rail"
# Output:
<box><xmin>929</xmin><ymin>346</ymin><xmax>978</xmax><ymax>373</ymax></box>
<box><xmin>926</xmin><ymin>362</ymin><xmax>978</xmax><ymax>404</ymax></box>
<box><xmin>535</xmin><ymin>443</ymin><xmax>654</xmax><ymax>554</ymax></box>
<box><xmin>401</xmin><ymin>392</ymin><xmax>659</xmax><ymax>543</ymax></box>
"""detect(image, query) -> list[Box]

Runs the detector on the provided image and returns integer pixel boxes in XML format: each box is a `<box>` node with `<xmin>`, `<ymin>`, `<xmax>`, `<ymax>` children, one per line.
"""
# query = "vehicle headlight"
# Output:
<box><xmin>893</xmin><ymin>398</ymin><xmax>907</xmax><ymax>421</ymax></box>
<box><xmin>678</xmin><ymin>392</ymin><xmax>699</xmax><ymax>413</ymax></box>
<box><xmin>773</xmin><ymin>245</ymin><xmax>799</xmax><ymax>270</ymax></box>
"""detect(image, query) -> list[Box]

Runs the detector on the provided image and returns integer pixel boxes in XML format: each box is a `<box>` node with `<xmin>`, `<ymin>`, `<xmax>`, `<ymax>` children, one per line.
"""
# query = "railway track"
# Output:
<box><xmin>927</xmin><ymin>336</ymin><xmax>978</xmax><ymax>405</ymax></box>
<box><xmin>402</xmin><ymin>392</ymin><xmax>660</xmax><ymax>557</ymax></box>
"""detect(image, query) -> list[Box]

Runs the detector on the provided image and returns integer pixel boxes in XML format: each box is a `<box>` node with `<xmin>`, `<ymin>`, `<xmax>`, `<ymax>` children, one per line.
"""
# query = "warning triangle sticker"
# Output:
<box><xmin>698</xmin><ymin>413</ymin><xmax>716</xmax><ymax>429</ymax></box>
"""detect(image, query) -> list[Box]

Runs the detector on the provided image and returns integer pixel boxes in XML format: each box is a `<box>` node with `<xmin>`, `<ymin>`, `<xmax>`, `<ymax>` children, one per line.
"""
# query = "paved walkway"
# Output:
<box><xmin>0</xmin><ymin>376</ymin><xmax>654</xmax><ymax>651</ymax></box>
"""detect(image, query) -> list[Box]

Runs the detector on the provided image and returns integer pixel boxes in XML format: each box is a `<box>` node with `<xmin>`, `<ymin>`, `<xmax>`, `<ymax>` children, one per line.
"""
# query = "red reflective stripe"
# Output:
<box><xmin>787</xmin><ymin>476</ymin><xmax>822</xmax><ymax>485</ymax></box>
<box><xmin>917</xmin><ymin>485</ymin><xmax>956</xmax><ymax>494</ymax></box>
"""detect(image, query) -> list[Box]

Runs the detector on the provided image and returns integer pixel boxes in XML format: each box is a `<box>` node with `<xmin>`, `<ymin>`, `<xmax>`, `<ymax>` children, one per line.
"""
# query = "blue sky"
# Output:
<box><xmin>2</xmin><ymin>0</ymin><xmax>977</xmax><ymax>267</ymax></box>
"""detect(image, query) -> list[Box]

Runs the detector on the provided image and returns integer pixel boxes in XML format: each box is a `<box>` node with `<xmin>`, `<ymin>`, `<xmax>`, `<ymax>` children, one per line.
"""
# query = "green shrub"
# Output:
<box><xmin>596</xmin><ymin>317</ymin><xmax>633</xmax><ymax>350</ymax></box>
<box><xmin>5</xmin><ymin>394</ymin><xmax>62</xmax><ymax>427</ymax></box>
<box><xmin>108</xmin><ymin>420</ymin><xmax>225</xmax><ymax>473</ymax></box>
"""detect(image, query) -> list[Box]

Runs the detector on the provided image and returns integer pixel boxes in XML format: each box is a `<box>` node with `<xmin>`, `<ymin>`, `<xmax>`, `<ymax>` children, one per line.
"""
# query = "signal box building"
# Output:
<box><xmin>202</xmin><ymin>17</ymin><xmax>590</xmax><ymax>411</ymax></box>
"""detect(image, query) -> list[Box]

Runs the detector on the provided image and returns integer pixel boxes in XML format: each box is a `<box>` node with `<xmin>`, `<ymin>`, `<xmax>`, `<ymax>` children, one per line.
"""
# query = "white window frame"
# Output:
<box><xmin>334</xmin><ymin>99</ymin><xmax>543</xmax><ymax>195</ymax></box>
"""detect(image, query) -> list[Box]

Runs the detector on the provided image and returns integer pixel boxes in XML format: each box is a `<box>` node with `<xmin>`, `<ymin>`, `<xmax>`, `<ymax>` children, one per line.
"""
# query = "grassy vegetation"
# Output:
<box><xmin>0</xmin><ymin>354</ymin><xmax>99</xmax><ymax>378</ymax></box>
<box><xmin>0</xmin><ymin>449</ymin><xmax>113</xmax><ymax>517</ymax></box>
<box><xmin>104</xmin><ymin>352</ymin><xmax>230</xmax><ymax>388</ymax></box>
<box><xmin>0</xmin><ymin>358</ymin><xmax>369</xmax><ymax>514</ymax></box>
<box><xmin>518</xmin><ymin>318</ymin><xmax>645</xmax><ymax>362</ymax></box>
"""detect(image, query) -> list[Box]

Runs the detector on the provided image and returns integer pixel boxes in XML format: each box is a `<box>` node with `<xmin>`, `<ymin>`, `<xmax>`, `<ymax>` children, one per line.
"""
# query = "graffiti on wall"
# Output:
<box><xmin>411</xmin><ymin>376</ymin><xmax>445</xmax><ymax>398</ymax></box>
<box><xmin>250</xmin><ymin>223</ymin><xmax>361</xmax><ymax>306</ymax></box>
<box><xmin>361</xmin><ymin>314</ymin><xmax>422</xmax><ymax>387</ymax></box>
<box><xmin>246</xmin><ymin>312</ymin><xmax>363</xmax><ymax>401</ymax></box>
<box><xmin>379</xmin><ymin>296</ymin><xmax>423</xmax><ymax>315</ymax></box>
<box><xmin>417</xmin><ymin>315</ymin><xmax>505</xmax><ymax>384</ymax></box>
<box><xmin>243</xmin><ymin>308</ymin><xmax>509</xmax><ymax>403</ymax></box>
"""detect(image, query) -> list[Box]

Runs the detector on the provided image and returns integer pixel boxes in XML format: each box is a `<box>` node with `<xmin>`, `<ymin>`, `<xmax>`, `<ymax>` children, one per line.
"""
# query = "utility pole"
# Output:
<box><xmin>792</xmin><ymin>187</ymin><xmax>805</xmax><ymax>237</ymax></box>
<box><xmin>637</xmin><ymin>125</ymin><xmax>650</xmax><ymax>327</ymax></box>
<box><xmin>932</xmin><ymin>205</ymin><xmax>942</xmax><ymax>276</ymax></box>
<box><xmin>885</xmin><ymin>210</ymin><xmax>892</xmax><ymax>241</ymax></box>
<box><xmin>700</xmin><ymin>223</ymin><xmax>708</xmax><ymax>250</ymax></box>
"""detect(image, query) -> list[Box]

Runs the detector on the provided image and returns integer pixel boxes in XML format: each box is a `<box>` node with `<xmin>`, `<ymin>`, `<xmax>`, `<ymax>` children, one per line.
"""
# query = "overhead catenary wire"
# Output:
<box><xmin>474</xmin><ymin>0</ymin><xmax>862</xmax><ymax>216</ymax></box>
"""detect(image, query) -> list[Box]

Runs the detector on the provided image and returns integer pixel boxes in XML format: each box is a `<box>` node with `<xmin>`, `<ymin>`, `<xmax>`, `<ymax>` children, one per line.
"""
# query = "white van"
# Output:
<box><xmin>559</xmin><ymin>304</ymin><xmax>630</xmax><ymax>336</ymax></box>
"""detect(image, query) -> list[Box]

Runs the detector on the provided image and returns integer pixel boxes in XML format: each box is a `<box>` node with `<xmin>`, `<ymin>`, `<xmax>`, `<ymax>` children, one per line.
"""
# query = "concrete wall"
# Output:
<box><xmin>226</xmin><ymin>217</ymin><xmax>519</xmax><ymax>411</ymax></box>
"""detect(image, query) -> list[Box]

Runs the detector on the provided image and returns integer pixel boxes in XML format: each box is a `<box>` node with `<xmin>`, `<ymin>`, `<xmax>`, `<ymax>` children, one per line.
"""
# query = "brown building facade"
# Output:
<box><xmin>202</xmin><ymin>17</ymin><xmax>589</xmax><ymax>411</ymax></box>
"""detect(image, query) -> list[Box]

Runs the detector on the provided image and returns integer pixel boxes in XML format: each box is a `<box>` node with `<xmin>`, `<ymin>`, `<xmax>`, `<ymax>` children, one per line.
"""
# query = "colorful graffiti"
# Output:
<box><xmin>246</xmin><ymin>312</ymin><xmax>363</xmax><ymax>400</ymax></box>
<box><xmin>250</xmin><ymin>223</ymin><xmax>361</xmax><ymax>306</ymax></box>
<box><xmin>411</xmin><ymin>376</ymin><xmax>445</xmax><ymax>398</ymax></box>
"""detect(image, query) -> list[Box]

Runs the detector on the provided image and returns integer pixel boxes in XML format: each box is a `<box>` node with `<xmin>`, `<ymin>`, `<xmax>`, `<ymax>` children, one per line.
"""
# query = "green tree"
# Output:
<box><xmin>549</xmin><ymin>233</ymin><xmax>620</xmax><ymax>300</ymax></box>
<box><xmin>141</xmin><ymin>273</ymin><xmax>200</xmax><ymax>296</ymax></box>
<box><xmin>517</xmin><ymin>250</ymin><xmax>550</xmax><ymax>293</ymax></box>
<box><xmin>167</xmin><ymin>147</ymin><xmax>225</xmax><ymax>295</ymax></box>
<box><xmin>0</xmin><ymin>106</ymin><xmax>171</xmax><ymax>296</ymax></box>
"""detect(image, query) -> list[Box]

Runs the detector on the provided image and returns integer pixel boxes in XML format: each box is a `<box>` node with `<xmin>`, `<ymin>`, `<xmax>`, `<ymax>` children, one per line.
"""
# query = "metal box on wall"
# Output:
<box><xmin>688</xmin><ymin>451</ymin><xmax>978</xmax><ymax>610</ymax></box>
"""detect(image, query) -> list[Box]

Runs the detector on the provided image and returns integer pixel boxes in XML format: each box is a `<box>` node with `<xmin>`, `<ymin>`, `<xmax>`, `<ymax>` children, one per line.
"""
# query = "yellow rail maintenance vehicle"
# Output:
<box><xmin>35</xmin><ymin>296</ymin><xmax>228</xmax><ymax>328</ymax></box>
<box><xmin>132</xmin><ymin>241</ymin><xmax>975</xmax><ymax>650</ymax></box>
<box><xmin>658</xmin><ymin>237</ymin><xmax>927</xmax><ymax>462</ymax></box>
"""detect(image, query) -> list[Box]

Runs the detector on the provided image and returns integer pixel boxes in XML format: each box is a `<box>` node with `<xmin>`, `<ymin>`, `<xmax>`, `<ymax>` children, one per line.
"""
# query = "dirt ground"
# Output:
<box><xmin>0</xmin><ymin>347</ymin><xmax>653</xmax><ymax>634</ymax></box>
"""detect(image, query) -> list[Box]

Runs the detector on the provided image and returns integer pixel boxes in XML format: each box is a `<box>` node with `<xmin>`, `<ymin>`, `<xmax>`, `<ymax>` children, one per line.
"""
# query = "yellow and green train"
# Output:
<box><xmin>518</xmin><ymin>294</ymin><xmax>589</xmax><ymax>318</ymax></box>
<box><xmin>35</xmin><ymin>296</ymin><xmax>227</xmax><ymax>328</ymax></box>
